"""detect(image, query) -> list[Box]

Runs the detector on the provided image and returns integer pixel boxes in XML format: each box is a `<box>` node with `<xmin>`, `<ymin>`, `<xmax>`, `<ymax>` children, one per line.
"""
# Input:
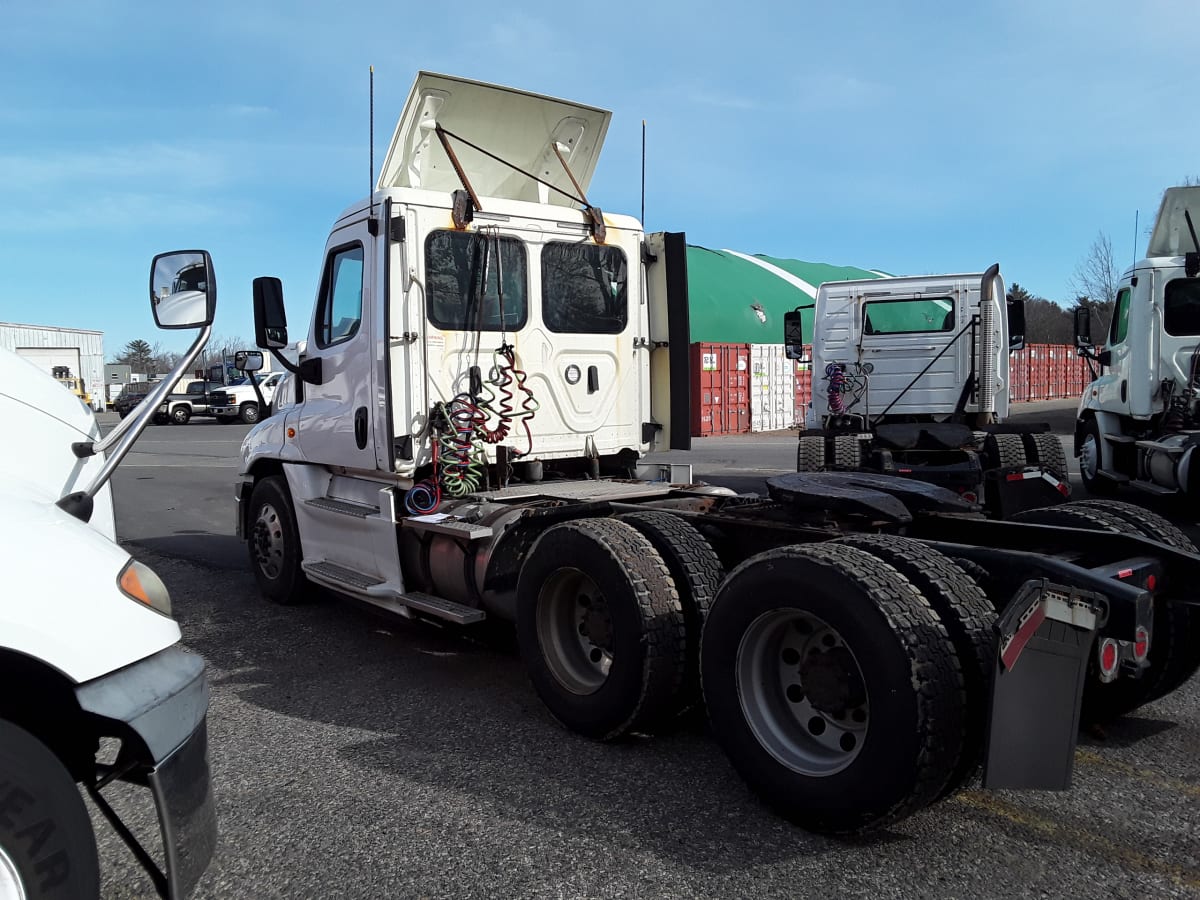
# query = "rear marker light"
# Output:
<box><xmin>1117</xmin><ymin>568</ymin><xmax>1134</xmax><ymax>579</ymax></box>
<box><xmin>1097</xmin><ymin>638</ymin><xmax>1120</xmax><ymax>682</ymax></box>
<box><xmin>1146</xmin><ymin>574</ymin><xmax>1157</xmax><ymax>591</ymax></box>
<box><xmin>1133</xmin><ymin>626</ymin><xmax>1150</xmax><ymax>662</ymax></box>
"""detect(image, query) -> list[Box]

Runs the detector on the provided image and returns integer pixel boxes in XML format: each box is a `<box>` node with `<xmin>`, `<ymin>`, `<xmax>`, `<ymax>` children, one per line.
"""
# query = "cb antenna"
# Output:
<box><xmin>368</xmin><ymin>65</ymin><xmax>376</xmax><ymax>231</ymax></box>
<box><xmin>640</xmin><ymin>119</ymin><xmax>646</xmax><ymax>226</ymax></box>
<box><xmin>1132</xmin><ymin>209</ymin><xmax>1138</xmax><ymax>269</ymax></box>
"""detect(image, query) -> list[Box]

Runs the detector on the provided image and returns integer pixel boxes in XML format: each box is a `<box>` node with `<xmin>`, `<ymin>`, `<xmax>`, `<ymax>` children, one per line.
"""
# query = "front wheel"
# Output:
<box><xmin>0</xmin><ymin>720</ymin><xmax>100</xmax><ymax>899</ymax></box>
<box><xmin>239</xmin><ymin>403</ymin><xmax>260</xmax><ymax>424</ymax></box>
<box><xmin>247</xmin><ymin>475</ymin><xmax>310</xmax><ymax>604</ymax></box>
<box><xmin>1077</xmin><ymin>417</ymin><xmax>1117</xmax><ymax>495</ymax></box>
<box><xmin>702</xmin><ymin>543</ymin><xmax>966</xmax><ymax>834</ymax></box>
<box><xmin>171</xmin><ymin>405</ymin><xmax>191</xmax><ymax>425</ymax></box>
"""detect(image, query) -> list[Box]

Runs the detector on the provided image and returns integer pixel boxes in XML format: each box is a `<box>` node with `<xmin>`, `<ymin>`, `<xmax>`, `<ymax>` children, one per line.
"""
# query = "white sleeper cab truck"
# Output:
<box><xmin>0</xmin><ymin>251</ymin><xmax>218</xmax><ymax>899</ymax></box>
<box><xmin>235</xmin><ymin>72</ymin><xmax>1200</xmax><ymax>835</ymax></box>
<box><xmin>783</xmin><ymin>268</ymin><xmax>1069</xmax><ymax>517</ymax></box>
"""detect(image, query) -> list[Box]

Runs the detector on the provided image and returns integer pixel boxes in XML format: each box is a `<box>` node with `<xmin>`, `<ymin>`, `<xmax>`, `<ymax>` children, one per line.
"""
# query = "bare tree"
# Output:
<box><xmin>1069</xmin><ymin>231</ymin><xmax>1120</xmax><ymax>307</ymax></box>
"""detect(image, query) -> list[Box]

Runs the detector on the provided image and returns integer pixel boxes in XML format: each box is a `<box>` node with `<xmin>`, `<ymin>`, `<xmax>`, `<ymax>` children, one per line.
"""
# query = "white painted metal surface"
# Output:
<box><xmin>750</xmin><ymin>343</ymin><xmax>797</xmax><ymax>431</ymax></box>
<box><xmin>0</xmin><ymin>346</ymin><xmax>180</xmax><ymax>682</ymax></box>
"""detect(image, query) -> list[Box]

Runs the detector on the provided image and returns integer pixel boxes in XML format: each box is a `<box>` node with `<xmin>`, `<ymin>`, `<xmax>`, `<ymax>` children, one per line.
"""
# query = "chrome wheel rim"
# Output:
<box><xmin>252</xmin><ymin>501</ymin><xmax>286</xmax><ymax>579</ymax></box>
<box><xmin>0</xmin><ymin>844</ymin><xmax>28</xmax><ymax>900</ymax></box>
<box><xmin>536</xmin><ymin>568</ymin><xmax>612</xmax><ymax>695</ymax></box>
<box><xmin>736</xmin><ymin>609</ymin><xmax>869</xmax><ymax>776</ymax></box>
<box><xmin>1080</xmin><ymin>434</ymin><xmax>1099</xmax><ymax>481</ymax></box>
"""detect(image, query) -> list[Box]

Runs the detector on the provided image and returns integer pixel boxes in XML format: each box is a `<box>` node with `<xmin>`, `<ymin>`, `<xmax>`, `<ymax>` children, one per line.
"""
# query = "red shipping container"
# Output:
<box><xmin>690</xmin><ymin>343</ymin><xmax>751</xmax><ymax>436</ymax></box>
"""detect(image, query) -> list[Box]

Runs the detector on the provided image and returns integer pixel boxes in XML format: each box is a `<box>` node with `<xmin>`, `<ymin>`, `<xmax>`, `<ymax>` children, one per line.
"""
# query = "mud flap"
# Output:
<box><xmin>982</xmin><ymin>579</ymin><xmax>1101</xmax><ymax>790</ymax></box>
<box><xmin>983</xmin><ymin>467</ymin><xmax>1070</xmax><ymax>518</ymax></box>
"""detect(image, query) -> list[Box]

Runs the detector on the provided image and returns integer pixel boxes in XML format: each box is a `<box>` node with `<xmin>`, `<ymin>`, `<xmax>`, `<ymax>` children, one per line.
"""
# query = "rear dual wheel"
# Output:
<box><xmin>701</xmin><ymin>543</ymin><xmax>967</xmax><ymax>834</ymax></box>
<box><xmin>516</xmin><ymin>518</ymin><xmax>687</xmax><ymax>740</ymax></box>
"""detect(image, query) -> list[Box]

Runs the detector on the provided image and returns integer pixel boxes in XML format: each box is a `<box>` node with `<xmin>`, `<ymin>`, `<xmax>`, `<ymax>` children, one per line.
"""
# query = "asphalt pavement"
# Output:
<box><xmin>95</xmin><ymin>405</ymin><xmax>1200</xmax><ymax>899</ymax></box>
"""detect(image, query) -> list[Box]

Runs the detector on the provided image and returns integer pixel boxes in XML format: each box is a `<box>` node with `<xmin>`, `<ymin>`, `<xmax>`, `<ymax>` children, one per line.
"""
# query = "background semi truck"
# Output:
<box><xmin>233</xmin><ymin>71</ymin><xmax>1200</xmax><ymax>835</ymax></box>
<box><xmin>0</xmin><ymin>250</ymin><xmax>218</xmax><ymax>898</ymax></box>
<box><xmin>1074</xmin><ymin>185</ymin><xmax>1200</xmax><ymax>500</ymax></box>
<box><xmin>784</xmin><ymin>267</ymin><xmax>1069</xmax><ymax>517</ymax></box>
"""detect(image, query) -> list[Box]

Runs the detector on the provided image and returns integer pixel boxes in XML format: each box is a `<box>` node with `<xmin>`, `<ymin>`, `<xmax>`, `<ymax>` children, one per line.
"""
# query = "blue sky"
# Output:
<box><xmin>2</xmin><ymin>0</ymin><xmax>1198</xmax><ymax>357</ymax></box>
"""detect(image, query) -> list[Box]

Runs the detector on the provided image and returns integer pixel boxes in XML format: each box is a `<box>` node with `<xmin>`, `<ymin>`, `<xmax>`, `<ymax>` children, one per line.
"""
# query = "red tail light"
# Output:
<box><xmin>1097</xmin><ymin>638</ymin><xmax>1120</xmax><ymax>682</ymax></box>
<box><xmin>1133</xmin><ymin>626</ymin><xmax>1150</xmax><ymax>662</ymax></box>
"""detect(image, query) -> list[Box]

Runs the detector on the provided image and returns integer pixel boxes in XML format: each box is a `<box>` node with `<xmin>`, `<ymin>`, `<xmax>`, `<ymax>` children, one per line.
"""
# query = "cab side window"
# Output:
<box><xmin>1108</xmin><ymin>288</ymin><xmax>1131</xmax><ymax>345</ymax></box>
<box><xmin>316</xmin><ymin>243</ymin><xmax>364</xmax><ymax>348</ymax></box>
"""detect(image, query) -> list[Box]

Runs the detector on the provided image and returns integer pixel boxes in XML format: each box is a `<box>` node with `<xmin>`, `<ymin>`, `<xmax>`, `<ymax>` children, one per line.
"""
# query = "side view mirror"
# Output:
<box><xmin>253</xmin><ymin>277</ymin><xmax>289</xmax><ymax>349</ymax></box>
<box><xmin>1072</xmin><ymin>306</ymin><xmax>1092</xmax><ymax>347</ymax></box>
<box><xmin>234</xmin><ymin>350</ymin><xmax>264</xmax><ymax>373</ymax></box>
<box><xmin>783</xmin><ymin>308</ymin><xmax>811</xmax><ymax>361</ymax></box>
<box><xmin>150</xmin><ymin>250</ymin><xmax>216</xmax><ymax>329</ymax></box>
<box><xmin>1005</xmin><ymin>291</ymin><xmax>1026</xmax><ymax>352</ymax></box>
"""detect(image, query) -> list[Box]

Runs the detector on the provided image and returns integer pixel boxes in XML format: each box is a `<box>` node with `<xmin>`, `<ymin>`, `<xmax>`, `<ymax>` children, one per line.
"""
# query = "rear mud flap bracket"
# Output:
<box><xmin>982</xmin><ymin>579</ymin><xmax>1101</xmax><ymax>791</ymax></box>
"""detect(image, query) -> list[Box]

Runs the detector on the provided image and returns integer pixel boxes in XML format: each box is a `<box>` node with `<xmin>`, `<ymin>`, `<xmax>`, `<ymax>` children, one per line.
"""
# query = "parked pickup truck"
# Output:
<box><xmin>208</xmin><ymin>371</ymin><xmax>283</xmax><ymax>424</ymax></box>
<box><xmin>155</xmin><ymin>379</ymin><xmax>223</xmax><ymax>425</ymax></box>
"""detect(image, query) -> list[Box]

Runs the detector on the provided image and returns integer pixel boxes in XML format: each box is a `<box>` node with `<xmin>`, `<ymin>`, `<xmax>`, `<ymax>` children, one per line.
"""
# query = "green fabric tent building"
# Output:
<box><xmin>685</xmin><ymin>246</ymin><xmax>883</xmax><ymax>344</ymax></box>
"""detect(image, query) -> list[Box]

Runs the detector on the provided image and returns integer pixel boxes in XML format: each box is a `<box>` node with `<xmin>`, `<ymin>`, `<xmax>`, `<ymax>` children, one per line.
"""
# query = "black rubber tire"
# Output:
<box><xmin>215</xmin><ymin>415</ymin><xmax>237</xmax><ymax>425</ymax></box>
<box><xmin>1078</xmin><ymin>417</ymin><xmax>1117</xmax><ymax>496</ymax></box>
<box><xmin>796</xmin><ymin>436</ymin><xmax>825</xmax><ymax>472</ymax></box>
<box><xmin>701</xmin><ymin>543</ymin><xmax>966</xmax><ymax>834</ymax></box>
<box><xmin>151</xmin><ymin>412</ymin><xmax>169</xmax><ymax>426</ymax></box>
<box><xmin>1009</xmin><ymin>502</ymin><xmax>1185</xmax><ymax>722</ymax></box>
<box><xmin>619</xmin><ymin>511</ymin><xmax>725</xmax><ymax>716</ymax></box>
<box><xmin>239</xmin><ymin>402</ymin><xmax>260</xmax><ymax>424</ymax></box>
<box><xmin>247</xmin><ymin>475</ymin><xmax>311</xmax><ymax>605</ymax></box>
<box><xmin>171</xmin><ymin>405</ymin><xmax>191</xmax><ymax>425</ymax></box>
<box><xmin>1066</xmin><ymin>500</ymin><xmax>1200</xmax><ymax>702</ymax></box>
<box><xmin>0</xmin><ymin>719</ymin><xmax>100</xmax><ymax>899</ymax></box>
<box><xmin>833</xmin><ymin>535</ymin><xmax>995</xmax><ymax>796</ymax></box>
<box><xmin>516</xmin><ymin>518</ymin><xmax>686</xmax><ymax>740</ymax></box>
<box><xmin>832</xmin><ymin>435</ymin><xmax>866</xmax><ymax>470</ymax></box>
<box><xmin>984</xmin><ymin>432</ymin><xmax>1026</xmax><ymax>470</ymax></box>
<box><xmin>116</xmin><ymin>410</ymin><xmax>128</xmax><ymax>420</ymax></box>
<box><xmin>1027</xmin><ymin>432</ymin><xmax>1068</xmax><ymax>479</ymax></box>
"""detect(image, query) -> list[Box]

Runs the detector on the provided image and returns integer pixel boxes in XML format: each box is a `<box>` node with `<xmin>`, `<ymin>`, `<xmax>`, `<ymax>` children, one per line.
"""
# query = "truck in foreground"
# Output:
<box><xmin>234</xmin><ymin>72</ymin><xmax>1199</xmax><ymax>834</ymax></box>
<box><xmin>0</xmin><ymin>251</ymin><xmax>219</xmax><ymax>898</ymax></box>
<box><xmin>784</xmin><ymin>268</ymin><xmax>1070</xmax><ymax>518</ymax></box>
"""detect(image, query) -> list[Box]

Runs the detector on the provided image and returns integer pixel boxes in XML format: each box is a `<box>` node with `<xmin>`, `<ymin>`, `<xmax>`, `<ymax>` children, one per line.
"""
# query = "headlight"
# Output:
<box><xmin>118</xmin><ymin>559</ymin><xmax>173</xmax><ymax>617</ymax></box>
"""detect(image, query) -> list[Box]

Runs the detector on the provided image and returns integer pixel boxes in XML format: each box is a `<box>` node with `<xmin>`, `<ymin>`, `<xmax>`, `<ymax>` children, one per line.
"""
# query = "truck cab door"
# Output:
<box><xmin>294</xmin><ymin>221</ymin><xmax>378</xmax><ymax>470</ymax></box>
<box><xmin>1095</xmin><ymin>286</ymin><xmax>1132</xmax><ymax>412</ymax></box>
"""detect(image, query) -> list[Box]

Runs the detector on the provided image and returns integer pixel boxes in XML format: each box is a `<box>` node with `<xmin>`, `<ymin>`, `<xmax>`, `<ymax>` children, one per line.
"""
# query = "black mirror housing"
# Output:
<box><xmin>253</xmin><ymin>277</ymin><xmax>289</xmax><ymax>349</ymax></box>
<box><xmin>783</xmin><ymin>308</ymin><xmax>811</xmax><ymax>361</ymax></box>
<box><xmin>1005</xmin><ymin>290</ymin><xmax>1026</xmax><ymax>351</ymax></box>
<box><xmin>1072</xmin><ymin>306</ymin><xmax>1092</xmax><ymax>347</ymax></box>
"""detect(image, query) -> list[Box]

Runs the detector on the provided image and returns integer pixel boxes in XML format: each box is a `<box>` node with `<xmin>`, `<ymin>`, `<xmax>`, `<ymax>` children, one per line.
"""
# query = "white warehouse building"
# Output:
<box><xmin>0</xmin><ymin>321</ymin><xmax>105</xmax><ymax>411</ymax></box>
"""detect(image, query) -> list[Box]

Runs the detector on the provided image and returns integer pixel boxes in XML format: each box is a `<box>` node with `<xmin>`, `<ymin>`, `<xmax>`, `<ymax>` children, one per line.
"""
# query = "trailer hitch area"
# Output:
<box><xmin>983</xmin><ymin>579</ymin><xmax>1102</xmax><ymax>791</ymax></box>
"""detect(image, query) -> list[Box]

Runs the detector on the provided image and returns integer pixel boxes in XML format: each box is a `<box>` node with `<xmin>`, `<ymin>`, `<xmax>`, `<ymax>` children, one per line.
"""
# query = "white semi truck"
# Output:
<box><xmin>785</xmin><ymin>268</ymin><xmax>1069</xmax><ymax>518</ymax></box>
<box><xmin>234</xmin><ymin>72</ymin><xmax>1200</xmax><ymax>834</ymax></box>
<box><xmin>1074</xmin><ymin>185</ymin><xmax>1200</xmax><ymax>499</ymax></box>
<box><xmin>0</xmin><ymin>251</ymin><xmax>218</xmax><ymax>898</ymax></box>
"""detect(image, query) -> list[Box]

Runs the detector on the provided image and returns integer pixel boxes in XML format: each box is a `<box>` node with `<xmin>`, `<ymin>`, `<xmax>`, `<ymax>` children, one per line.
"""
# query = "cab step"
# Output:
<box><xmin>305</xmin><ymin>497</ymin><xmax>380</xmax><ymax>518</ymax></box>
<box><xmin>301</xmin><ymin>560</ymin><xmax>486</xmax><ymax>625</ymax></box>
<box><xmin>401</xmin><ymin>516</ymin><xmax>493</xmax><ymax>541</ymax></box>
<box><xmin>1096</xmin><ymin>469</ymin><xmax>1130</xmax><ymax>483</ymax></box>
<box><xmin>1130</xmin><ymin>479</ymin><xmax>1177</xmax><ymax>496</ymax></box>
<box><xmin>1134</xmin><ymin>439</ymin><xmax>1187</xmax><ymax>455</ymax></box>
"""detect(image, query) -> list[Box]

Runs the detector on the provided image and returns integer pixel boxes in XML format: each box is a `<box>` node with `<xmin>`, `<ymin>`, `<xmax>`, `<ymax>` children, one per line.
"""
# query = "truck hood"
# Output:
<box><xmin>377</xmin><ymin>71</ymin><xmax>611</xmax><ymax>207</ymax></box>
<box><xmin>0</xmin><ymin>347</ymin><xmax>117</xmax><ymax>541</ymax></box>
<box><xmin>0</xmin><ymin>490</ymin><xmax>180</xmax><ymax>682</ymax></box>
<box><xmin>1148</xmin><ymin>186</ymin><xmax>1200</xmax><ymax>257</ymax></box>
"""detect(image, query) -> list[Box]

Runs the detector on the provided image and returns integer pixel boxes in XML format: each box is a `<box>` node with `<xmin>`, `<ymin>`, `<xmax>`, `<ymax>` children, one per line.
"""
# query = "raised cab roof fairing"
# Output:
<box><xmin>377</xmin><ymin>72</ymin><xmax>612</xmax><ymax>207</ymax></box>
<box><xmin>1148</xmin><ymin>186</ymin><xmax>1200</xmax><ymax>258</ymax></box>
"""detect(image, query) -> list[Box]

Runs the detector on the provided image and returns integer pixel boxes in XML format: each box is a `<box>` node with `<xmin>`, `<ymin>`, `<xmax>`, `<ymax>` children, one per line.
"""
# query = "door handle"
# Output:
<box><xmin>354</xmin><ymin>407</ymin><xmax>368</xmax><ymax>450</ymax></box>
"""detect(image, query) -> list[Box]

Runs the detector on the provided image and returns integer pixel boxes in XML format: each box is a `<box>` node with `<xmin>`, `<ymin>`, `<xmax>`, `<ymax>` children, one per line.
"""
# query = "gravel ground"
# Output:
<box><xmin>92</xmin><ymin>551</ymin><xmax>1200</xmax><ymax>899</ymax></box>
